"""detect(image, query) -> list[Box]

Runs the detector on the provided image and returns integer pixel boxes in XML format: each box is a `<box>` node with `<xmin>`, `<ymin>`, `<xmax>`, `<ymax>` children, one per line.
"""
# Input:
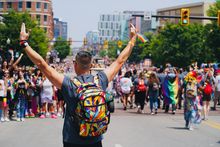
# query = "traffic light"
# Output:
<box><xmin>218</xmin><ymin>10</ymin><xmax>220</xmax><ymax>27</ymax></box>
<box><xmin>103</xmin><ymin>40</ymin><xmax>108</xmax><ymax>49</ymax></box>
<box><xmin>181</xmin><ymin>8</ymin><xmax>190</xmax><ymax>26</ymax></box>
<box><xmin>117</xmin><ymin>40</ymin><xmax>122</xmax><ymax>48</ymax></box>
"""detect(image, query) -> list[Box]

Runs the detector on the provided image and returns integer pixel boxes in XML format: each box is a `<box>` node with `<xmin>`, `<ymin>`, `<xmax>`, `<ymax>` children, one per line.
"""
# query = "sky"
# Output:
<box><xmin>52</xmin><ymin>0</ymin><xmax>215</xmax><ymax>46</ymax></box>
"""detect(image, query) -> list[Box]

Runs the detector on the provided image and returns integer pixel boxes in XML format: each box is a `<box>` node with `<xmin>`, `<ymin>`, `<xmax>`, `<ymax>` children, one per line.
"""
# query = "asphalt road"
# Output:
<box><xmin>0</xmin><ymin>103</ymin><xmax>219</xmax><ymax>147</ymax></box>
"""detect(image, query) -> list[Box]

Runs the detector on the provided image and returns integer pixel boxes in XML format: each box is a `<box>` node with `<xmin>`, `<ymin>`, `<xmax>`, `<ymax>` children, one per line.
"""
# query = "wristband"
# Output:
<box><xmin>20</xmin><ymin>40</ymin><xmax>29</xmax><ymax>48</ymax></box>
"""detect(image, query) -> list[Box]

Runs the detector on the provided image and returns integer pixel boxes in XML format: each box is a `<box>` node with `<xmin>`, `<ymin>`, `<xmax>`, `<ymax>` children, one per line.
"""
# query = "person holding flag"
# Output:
<box><xmin>19</xmin><ymin>23</ymin><xmax>137</xmax><ymax>147</ymax></box>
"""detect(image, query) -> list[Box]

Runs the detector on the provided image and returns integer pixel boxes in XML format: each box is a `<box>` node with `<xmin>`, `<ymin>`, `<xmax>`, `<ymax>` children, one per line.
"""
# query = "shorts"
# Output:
<box><xmin>202</xmin><ymin>93</ymin><xmax>211</xmax><ymax>102</ymax></box>
<box><xmin>214</xmin><ymin>91</ymin><xmax>220</xmax><ymax>100</ymax></box>
<box><xmin>122</xmin><ymin>93</ymin><xmax>130</xmax><ymax>97</ymax></box>
<box><xmin>41</xmin><ymin>97</ymin><xmax>53</xmax><ymax>104</ymax></box>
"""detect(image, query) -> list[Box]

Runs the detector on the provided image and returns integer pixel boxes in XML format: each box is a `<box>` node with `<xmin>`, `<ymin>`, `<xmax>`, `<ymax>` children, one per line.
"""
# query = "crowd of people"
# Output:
<box><xmin>0</xmin><ymin>53</ymin><xmax>67</xmax><ymax>122</ymax></box>
<box><xmin>0</xmin><ymin>52</ymin><xmax>220</xmax><ymax>129</ymax></box>
<box><xmin>108</xmin><ymin>62</ymin><xmax>220</xmax><ymax>130</ymax></box>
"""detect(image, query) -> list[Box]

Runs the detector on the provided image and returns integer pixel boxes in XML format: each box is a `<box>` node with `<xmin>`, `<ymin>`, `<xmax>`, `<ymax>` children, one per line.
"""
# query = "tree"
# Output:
<box><xmin>149</xmin><ymin>23</ymin><xmax>215</xmax><ymax>67</ymax></box>
<box><xmin>207</xmin><ymin>0</ymin><xmax>220</xmax><ymax>17</ymax></box>
<box><xmin>99</xmin><ymin>49</ymin><xmax>107</xmax><ymax>58</ymax></box>
<box><xmin>0</xmin><ymin>11</ymin><xmax>48</xmax><ymax>65</ymax></box>
<box><xmin>206</xmin><ymin>0</ymin><xmax>220</xmax><ymax>62</ymax></box>
<box><xmin>54</xmin><ymin>37</ymin><xmax>71</xmax><ymax>60</ymax></box>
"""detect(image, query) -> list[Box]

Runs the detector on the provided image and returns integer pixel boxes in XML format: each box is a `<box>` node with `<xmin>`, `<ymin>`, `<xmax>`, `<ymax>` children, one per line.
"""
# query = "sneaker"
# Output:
<box><xmin>57</xmin><ymin>113</ymin><xmax>61</xmax><ymax>117</ymax></box>
<box><xmin>51</xmin><ymin>114</ymin><xmax>57</xmax><ymax>119</ymax></box>
<box><xmin>151</xmin><ymin>112</ymin><xmax>154</xmax><ymax>115</ymax></box>
<box><xmin>21</xmin><ymin>118</ymin><xmax>25</xmax><ymax>122</ymax></box>
<box><xmin>137</xmin><ymin>106</ymin><xmax>141</xmax><ymax>113</ymax></box>
<box><xmin>29</xmin><ymin>113</ymin><xmax>35</xmax><ymax>118</ymax></box>
<box><xmin>202</xmin><ymin>117</ymin><xmax>208</xmax><ymax>121</ymax></box>
<box><xmin>46</xmin><ymin>112</ymin><xmax>50</xmax><ymax>117</ymax></box>
<box><xmin>4</xmin><ymin>117</ymin><xmax>10</xmax><ymax>122</ymax></box>
<box><xmin>1</xmin><ymin>117</ymin><xmax>5</xmax><ymax>122</ymax></box>
<box><xmin>16</xmin><ymin>118</ymin><xmax>21</xmax><ymax>122</ymax></box>
<box><xmin>40</xmin><ymin>114</ymin><xmax>45</xmax><ymax>119</ymax></box>
<box><xmin>189</xmin><ymin>126</ymin><xmax>194</xmax><ymax>131</ymax></box>
<box><xmin>172</xmin><ymin>111</ymin><xmax>176</xmax><ymax>115</ymax></box>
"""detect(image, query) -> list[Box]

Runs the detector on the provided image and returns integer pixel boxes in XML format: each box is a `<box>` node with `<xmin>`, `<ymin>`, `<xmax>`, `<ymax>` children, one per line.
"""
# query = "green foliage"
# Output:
<box><xmin>148</xmin><ymin>23</ymin><xmax>215</xmax><ymax>67</ymax></box>
<box><xmin>205</xmin><ymin>23</ymin><xmax>220</xmax><ymax>61</ymax></box>
<box><xmin>99</xmin><ymin>49</ymin><xmax>107</xmax><ymax>57</ymax></box>
<box><xmin>0</xmin><ymin>11</ymin><xmax>48</xmax><ymax>65</ymax></box>
<box><xmin>207</xmin><ymin>0</ymin><xmax>220</xmax><ymax>17</ymax></box>
<box><xmin>54</xmin><ymin>37</ymin><xmax>71</xmax><ymax>60</ymax></box>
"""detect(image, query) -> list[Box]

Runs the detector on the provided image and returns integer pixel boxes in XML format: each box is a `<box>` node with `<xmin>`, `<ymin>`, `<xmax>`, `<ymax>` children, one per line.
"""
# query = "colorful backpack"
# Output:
<box><xmin>137</xmin><ymin>79</ymin><xmax>146</xmax><ymax>92</ymax></box>
<box><xmin>72</xmin><ymin>76</ymin><xmax>113</xmax><ymax>137</ymax></box>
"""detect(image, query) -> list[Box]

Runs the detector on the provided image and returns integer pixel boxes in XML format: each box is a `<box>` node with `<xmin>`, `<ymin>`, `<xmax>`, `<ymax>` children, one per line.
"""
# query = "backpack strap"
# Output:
<box><xmin>72</xmin><ymin>78</ymin><xmax>82</xmax><ymax>88</ymax></box>
<box><xmin>94</xmin><ymin>75</ymin><xmax>99</xmax><ymax>86</ymax></box>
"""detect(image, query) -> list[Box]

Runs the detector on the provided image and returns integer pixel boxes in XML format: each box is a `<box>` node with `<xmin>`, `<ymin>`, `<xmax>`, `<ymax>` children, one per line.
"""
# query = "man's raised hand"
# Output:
<box><xmin>130</xmin><ymin>23</ymin><xmax>137</xmax><ymax>39</ymax></box>
<box><xmin>20</xmin><ymin>23</ymin><xmax>29</xmax><ymax>41</ymax></box>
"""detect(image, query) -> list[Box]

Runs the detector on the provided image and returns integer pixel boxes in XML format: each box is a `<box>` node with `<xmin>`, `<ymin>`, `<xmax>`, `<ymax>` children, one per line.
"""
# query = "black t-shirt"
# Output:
<box><xmin>61</xmin><ymin>71</ymin><xmax>108</xmax><ymax>145</ymax></box>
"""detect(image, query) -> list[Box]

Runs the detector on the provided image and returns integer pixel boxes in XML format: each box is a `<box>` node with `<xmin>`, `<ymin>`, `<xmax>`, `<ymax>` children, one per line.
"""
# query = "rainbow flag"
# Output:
<box><xmin>162</xmin><ymin>76</ymin><xmax>179</xmax><ymax>105</ymax></box>
<box><xmin>137</xmin><ymin>33</ymin><xmax>148</xmax><ymax>43</ymax></box>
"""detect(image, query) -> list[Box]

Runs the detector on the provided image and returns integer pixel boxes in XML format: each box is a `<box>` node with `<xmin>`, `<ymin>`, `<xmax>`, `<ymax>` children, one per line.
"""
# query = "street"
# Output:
<box><xmin>0</xmin><ymin>102</ymin><xmax>219</xmax><ymax>147</ymax></box>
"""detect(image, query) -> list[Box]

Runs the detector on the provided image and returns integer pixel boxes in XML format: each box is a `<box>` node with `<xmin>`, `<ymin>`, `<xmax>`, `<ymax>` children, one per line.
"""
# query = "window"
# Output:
<box><xmin>26</xmin><ymin>2</ymin><xmax>31</xmax><ymax>9</ymax></box>
<box><xmin>44</xmin><ymin>3</ymin><xmax>48</xmax><ymax>10</ymax></box>
<box><xmin>111</xmin><ymin>23</ymin><xmax>113</xmax><ymax>29</ymax></box>
<box><xmin>44</xmin><ymin>15</ymin><xmax>47</xmax><ymax>22</ymax></box>
<box><xmin>36</xmin><ymin>2</ymin><xmax>41</xmax><ymax>9</ymax></box>
<box><xmin>44</xmin><ymin>28</ymin><xmax>47</xmax><ymax>33</ymax></box>
<box><xmin>36</xmin><ymin>15</ymin><xmax>41</xmax><ymax>21</ymax></box>
<box><xmin>101</xmin><ymin>15</ymin><xmax>104</xmax><ymax>21</ymax></box>
<box><xmin>7</xmin><ymin>2</ymin><xmax>12</xmax><ymax>9</ymax></box>
<box><xmin>113</xmin><ymin>30</ymin><xmax>115</xmax><ymax>36</ymax></box>
<box><xmin>0</xmin><ymin>2</ymin><xmax>3</xmax><ymax>9</ymax></box>
<box><xmin>116</xmin><ymin>23</ymin><xmax>119</xmax><ymax>29</ymax></box>
<box><xmin>18</xmin><ymin>2</ymin><xmax>22</xmax><ymax>9</ymax></box>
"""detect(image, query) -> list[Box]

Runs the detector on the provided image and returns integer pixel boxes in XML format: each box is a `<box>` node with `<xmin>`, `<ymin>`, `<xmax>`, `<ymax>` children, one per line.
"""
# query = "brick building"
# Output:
<box><xmin>0</xmin><ymin>0</ymin><xmax>54</xmax><ymax>39</ymax></box>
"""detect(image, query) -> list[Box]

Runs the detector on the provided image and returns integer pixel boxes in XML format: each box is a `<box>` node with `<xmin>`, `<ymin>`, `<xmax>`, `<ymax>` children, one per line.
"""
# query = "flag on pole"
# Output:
<box><xmin>137</xmin><ymin>33</ymin><xmax>148</xmax><ymax>43</ymax></box>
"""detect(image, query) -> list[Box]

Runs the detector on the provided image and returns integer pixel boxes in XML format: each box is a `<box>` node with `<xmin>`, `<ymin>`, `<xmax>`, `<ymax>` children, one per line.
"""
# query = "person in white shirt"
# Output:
<box><xmin>0</xmin><ymin>75</ymin><xmax>7</xmax><ymax>122</ymax></box>
<box><xmin>40</xmin><ymin>75</ymin><xmax>57</xmax><ymax>119</ymax></box>
<box><xmin>120</xmin><ymin>72</ymin><xmax>133</xmax><ymax>110</ymax></box>
<box><xmin>214</xmin><ymin>70</ymin><xmax>220</xmax><ymax>110</ymax></box>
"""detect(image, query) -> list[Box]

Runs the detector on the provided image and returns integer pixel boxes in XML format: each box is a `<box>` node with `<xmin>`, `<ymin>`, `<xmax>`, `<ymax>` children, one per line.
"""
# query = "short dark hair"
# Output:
<box><xmin>75</xmin><ymin>51</ymin><xmax>92</xmax><ymax>70</ymax></box>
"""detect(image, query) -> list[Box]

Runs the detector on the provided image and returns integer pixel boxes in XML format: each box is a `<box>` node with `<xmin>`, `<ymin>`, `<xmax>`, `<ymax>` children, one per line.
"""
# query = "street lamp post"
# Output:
<box><xmin>6</xmin><ymin>38</ymin><xmax>11</xmax><ymax>45</ymax></box>
<box><xmin>6</xmin><ymin>38</ymin><xmax>14</xmax><ymax>61</ymax></box>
